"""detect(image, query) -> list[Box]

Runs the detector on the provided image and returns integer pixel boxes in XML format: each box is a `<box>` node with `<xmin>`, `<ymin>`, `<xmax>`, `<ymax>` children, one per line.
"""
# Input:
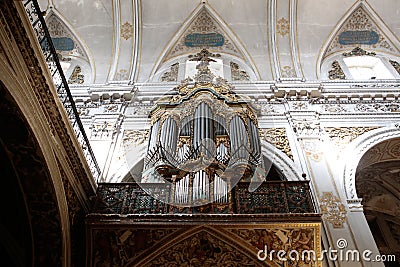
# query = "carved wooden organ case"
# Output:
<box><xmin>143</xmin><ymin>51</ymin><xmax>264</xmax><ymax>207</ymax></box>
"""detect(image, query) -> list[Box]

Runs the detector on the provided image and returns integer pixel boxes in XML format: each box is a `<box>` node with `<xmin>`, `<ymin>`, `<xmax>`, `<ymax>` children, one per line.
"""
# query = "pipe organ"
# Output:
<box><xmin>143</xmin><ymin>49</ymin><xmax>263</xmax><ymax>207</ymax></box>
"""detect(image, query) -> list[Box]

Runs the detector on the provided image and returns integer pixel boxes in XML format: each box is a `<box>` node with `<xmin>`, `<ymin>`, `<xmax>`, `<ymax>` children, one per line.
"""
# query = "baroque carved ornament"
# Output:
<box><xmin>259</xmin><ymin>128</ymin><xmax>293</xmax><ymax>160</ymax></box>
<box><xmin>161</xmin><ymin>62</ymin><xmax>179</xmax><ymax>82</ymax></box>
<box><xmin>164</xmin><ymin>7</ymin><xmax>242</xmax><ymax>62</ymax></box>
<box><xmin>325</xmin><ymin>6</ymin><xmax>397</xmax><ymax>58</ymax></box>
<box><xmin>276</xmin><ymin>17</ymin><xmax>290</xmax><ymax>37</ymax></box>
<box><xmin>68</xmin><ymin>65</ymin><xmax>84</xmax><ymax>84</ymax></box>
<box><xmin>230</xmin><ymin>61</ymin><xmax>250</xmax><ymax>81</ymax></box>
<box><xmin>121</xmin><ymin>21</ymin><xmax>134</xmax><ymax>40</ymax></box>
<box><xmin>328</xmin><ymin>61</ymin><xmax>346</xmax><ymax>80</ymax></box>
<box><xmin>390</xmin><ymin>60</ymin><xmax>400</xmax><ymax>75</ymax></box>
<box><xmin>46</xmin><ymin>13</ymin><xmax>87</xmax><ymax>56</ymax></box>
<box><xmin>123</xmin><ymin>130</ymin><xmax>149</xmax><ymax>151</ymax></box>
<box><xmin>319</xmin><ymin>192</ymin><xmax>347</xmax><ymax>228</ymax></box>
<box><xmin>324</xmin><ymin>127</ymin><xmax>379</xmax><ymax>152</ymax></box>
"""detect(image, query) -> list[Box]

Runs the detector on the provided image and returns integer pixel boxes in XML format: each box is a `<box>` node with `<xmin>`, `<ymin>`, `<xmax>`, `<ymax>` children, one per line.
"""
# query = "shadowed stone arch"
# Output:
<box><xmin>0</xmin><ymin>81</ymin><xmax>64</xmax><ymax>266</ymax></box>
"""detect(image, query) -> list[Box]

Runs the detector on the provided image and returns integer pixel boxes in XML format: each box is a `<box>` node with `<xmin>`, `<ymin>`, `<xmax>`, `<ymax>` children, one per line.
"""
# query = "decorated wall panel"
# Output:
<box><xmin>87</xmin><ymin>223</ymin><xmax>321</xmax><ymax>267</ymax></box>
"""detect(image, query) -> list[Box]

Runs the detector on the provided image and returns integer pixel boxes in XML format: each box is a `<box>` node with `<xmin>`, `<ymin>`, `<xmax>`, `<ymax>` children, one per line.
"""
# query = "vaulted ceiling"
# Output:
<box><xmin>37</xmin><ymin>0</ymin><xmax>400</xmax><ymax>84</ymax></box>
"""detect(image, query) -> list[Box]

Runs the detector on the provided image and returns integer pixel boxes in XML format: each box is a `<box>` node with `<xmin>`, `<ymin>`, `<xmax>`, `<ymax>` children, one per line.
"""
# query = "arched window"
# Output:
<box><xmin>322</xmin><ymin>47</ymin><xmax>399</xmax><ymax>80</ymax></box>
<box><xmin>342</xmin><ymin>55</ymin><xmax>394</xmax><ymax>80</ymax></box>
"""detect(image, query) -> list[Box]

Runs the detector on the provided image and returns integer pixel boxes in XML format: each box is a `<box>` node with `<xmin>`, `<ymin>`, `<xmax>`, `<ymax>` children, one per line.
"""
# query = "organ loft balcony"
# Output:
<box><xmin>87</xmin><ymin>50</ymin><xmax>321</xmax><ymax>266</ymax></box>
<box><xmin>91</xmin><ymin>180</ymin><xmax>317</xmax><ymax>217</ymax></box>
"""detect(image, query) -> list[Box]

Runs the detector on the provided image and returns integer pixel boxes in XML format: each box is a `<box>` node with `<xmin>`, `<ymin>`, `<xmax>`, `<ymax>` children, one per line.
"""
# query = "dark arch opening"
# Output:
<box><xmin>0</xmin><ymin>80</ymin><xmax>63</xmax><ymax>266</ymax></box>
<box><xmin>356</xmin><ymin>139</ymin><xmax>400</xmax><ymax>266</ymax></box>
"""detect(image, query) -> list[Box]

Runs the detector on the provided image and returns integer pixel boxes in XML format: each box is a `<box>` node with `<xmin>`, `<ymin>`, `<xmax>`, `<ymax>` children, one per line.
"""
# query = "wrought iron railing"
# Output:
<box><xmin>23</xmin><ymin>0</ymin><xmax>101</xmax><ymax>181</ymax></box>
<box><xmin>92</xmin><ymin>181</ymin><xmax>316</xmax><ymax>214</ymax></box>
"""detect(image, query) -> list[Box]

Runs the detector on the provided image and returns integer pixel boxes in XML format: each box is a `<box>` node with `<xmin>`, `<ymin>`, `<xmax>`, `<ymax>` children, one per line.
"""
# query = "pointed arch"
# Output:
<box><xmin>45</xmin><ymin>8</ymin><xmax>95</xmax><ymax>83</ymax></box>
<box><xmin>342</xmin><ymin>126</ymin><xmax>400</xmax><ymax>200</ymax></box>
<box><xmin>317</xmin><ymin>1</ymin><xmax>400</xmax><ymax>78</ymax></box>
<box><xmin>149</xmin><ymin>4</ymin><xmax>260</xmax><ymax>81</ymax></box>
<box><xmin>261</xmin><ymin>141</ymin><xmax>301</xmax><ymax>181</ymax></box>
<box><xmin>131</xmin><ymin>225</ymin><xmax>268</xmax><ymax>267</ymax></box>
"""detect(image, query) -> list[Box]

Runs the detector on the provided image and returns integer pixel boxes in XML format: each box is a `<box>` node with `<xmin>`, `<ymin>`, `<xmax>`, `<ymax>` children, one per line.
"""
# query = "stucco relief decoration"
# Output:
<box><xmin>328</xmin><ymin>61</ymin><xmax>346</xmax><ymax>80</ymax></box>
<box><xmin>103</xmin><ymin>104</ymin><xmax>119</xmax><ymax>113</ymax></box>
<box><xmin>128</xmin><ymin>105</ymin><xmax>151</xmax><ymax>116</ymax></box>
<box><xmin>319</xmin><ymin>192</ymin><xmax>347</xmax><ymax>228</ymax></box>
<box><xmin>281</xmin><ymin>66</ymin><xmax>296</xmax><ymax>78</ymax></box>
<box><xmin>276</xmin><ymin>17</ymin><xmax>289</xmax><ymax>37</ymax></box>
<box><xmin>357</xmin><ymin>139</ymin><xmax>400</xmax><ymax>174</ymax></box>
<box><xmin>355</xmin><ymin>178</ymin><xmax>385</xmax><ymax>206</ymax></box>
<box><xmin>357</xmin><ymin>147</ymin><xmax>381</xmax><ymax>171</ymax></box>
<box><xmin>115</xmin><ymin>69</ymin><xmax>129</xmax><ymax>80</ymax></box>
<box><xmin>121</xmin><ymin>21</ymin><xmax>134</xmax><ymax>40</ymax></box>
<box><xmin>293</xmin><ymin>119</ymin><xmax>321</xmax><ymax>137</ymax></box>
<box><xmin>90</xmin><ymin>121</ymin><xmax>117</xmax><ymax>139</ymax></box>
<box><xmin>46</xmin><ymin>14</ymin><xmax>87</xmax><ymax>58</ymax></box>
<box><xmin>324</xmin><ymin>127</ymin><xmax>378</xmax><ymax>152</ymax></box>
<box><xmin>342</xmin><ymin>46</ymin><xmax>376</xmax><ymax>57</ymax></box>
<box><xmin>302</xmin><ymin>140</ymin><xmax>323</xmax><ymax>162</ymax></box>
<box><xmin>259</xmin><ymin>128</ymin><xmax>293</xmax><ymax>160</ymax></box>
<box><xmin>377</xmin><ymin>102</ymin><xmax>400</xmax><ymax>112</ymax></box>
<box><xmin>67</xmin><ymin>65</ymin><xmax>84</xmax><ymax>84</ymax></box>
<box><xmin>388</xmin><ymin>143</ymin><xmax>400</xmax><ymax>158</ymax></box>
<box><xmin>259</xmin><ymin>103</ymin><xmax>276</xmax><ymax>115</ymax></box>
<box><xmin>291</xmin><ymin>101</ymin><xmax>308</xmax><ymax>111</ymax></box>
<box><xmin>230</xmin><ymin>62</ymin><xmax>250</xmax><ymax>81</ymax></box>
<box><xmin>57</xmin><ymin>165</ymin><xmax>81</xmax><ymax>226</ymax></box>
<box><xmin>354</xmin><ymin>103</ymin><xmax>378</xmax><ymax>113</ymax></box>
<box><xmin>167</xmin><ymin>8</ymin><xmax>241</xmax><ymax>60</ymax></box>
<box><xmin>390</xmin><ymin>60</ymin><xmax>400</xmax><ymax>75</ymax></box>
<box><xmin>123</xmin><ymin>130</ymin><xmax>149</xmax><ymax>152</ymax></box>
<box><xmin>355</xmin><ymin>102</ymin><xmax>400</xmax><ymax>113</ymax></box>
<box><xmin>325</xmin><ymin>6</ymin><xmax>396</xmax><ymax>57</ymax></box>
<box><xmin>77</xmin><ymin>106</ymin><xmax>89</xmax><ymax>116</ymax></box>
<box><xmin>161</xmin><ymin>63</ymin><xmax>179</xmax><ymax>82</ymax></box>
<box><xmin>321</xmin><ymin>104</ymin><xmax>346</xmax><ymax>113</ymax></box>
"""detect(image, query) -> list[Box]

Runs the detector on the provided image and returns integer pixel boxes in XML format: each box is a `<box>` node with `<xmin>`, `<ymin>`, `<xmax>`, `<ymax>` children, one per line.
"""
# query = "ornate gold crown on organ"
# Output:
<box><xmin>143</xmin><ymin>49</ymin><xmax>265</xmax><ymax>206</ymax></box>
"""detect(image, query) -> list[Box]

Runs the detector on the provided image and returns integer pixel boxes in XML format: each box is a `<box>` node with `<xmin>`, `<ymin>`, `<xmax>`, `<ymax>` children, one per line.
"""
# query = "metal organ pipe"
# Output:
<box><xmin>193</xmin><ymin>170</ymin><xmax>209</xmax><ymax>201</ymax></box>
<box><xmin>229</xmin><ymin>116</ymin><xmax>248</xmax><ymax>160</ymax></box>
<box><xmin>193</xmin><ymin>103</ymin><xmax>214</xmax><ymax>156</ymax></box>
<box><xmin>148</xmin><ymin>119</ymin><xmax>160</xmax><ymax>153</ymax></box>
<box><xmin>160</xmin><ymin>117</ymin><xmax>178</xmax><ymax>156</ymax></box>
<box><xmin>229</xmin><ymin>116</ymin><xmax>237</xmax><ymax>159</ymax></box>
<box><xmin>180</xmin><ymin>116</ymin><xmax>191</xmax><ymax>136</ymax></box>
<box><xmin>248</xmin><ymin>118</ymin><xmax>260</xmax><ymax>159</ymax></box>
<box><xmin>215</xmin><ymin>115</ymin><xmax>226</xmax><ymax>135</ymax></box>
<box><xmin>216</xmin><ymin>115</ymin><xmax>228</xmax><ymax>163</ymax></box>
<box><xmin>175</xmin><ymin>174</ymin><xmax>189</xmax><ymax>204</ymax></box>
<box><xmin>214</xmin><ymin>175</ymin><xmax>227</xmax><ymax>203</ymax></box>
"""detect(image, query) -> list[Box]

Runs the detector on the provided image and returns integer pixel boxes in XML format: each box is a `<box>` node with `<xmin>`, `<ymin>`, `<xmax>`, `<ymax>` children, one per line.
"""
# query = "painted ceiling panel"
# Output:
<box><xmin>38</xmin><ymin>0</ymin><xmax>113</xmax><ymax>83</ymax></box>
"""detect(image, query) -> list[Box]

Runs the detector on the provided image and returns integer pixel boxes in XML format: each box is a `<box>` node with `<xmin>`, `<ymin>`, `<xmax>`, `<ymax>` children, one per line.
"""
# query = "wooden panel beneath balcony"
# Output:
<box><xmin>86</xmin><ymin>221</ymin><xmax>322</xmax><ymax>266</ymax></box>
